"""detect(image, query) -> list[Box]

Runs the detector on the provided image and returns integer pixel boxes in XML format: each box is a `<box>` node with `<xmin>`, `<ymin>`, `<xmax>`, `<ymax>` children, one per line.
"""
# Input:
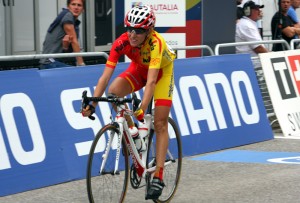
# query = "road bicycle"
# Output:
<box><xmin>81</xmin><ymin>90</ymin><xmax>182</xmax><ymax>203</ymax></box>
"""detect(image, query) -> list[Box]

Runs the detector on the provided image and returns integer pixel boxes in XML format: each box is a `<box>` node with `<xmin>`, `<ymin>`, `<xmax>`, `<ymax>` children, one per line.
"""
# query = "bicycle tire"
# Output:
<box><xmin>86</xmin><ymin>124</ymin><xmax>129</xmax><ymax>203</ymax></box>
<box><xmin>146</xmin><ymin>117</ymin><xmax>182</xmax><ymax>203</ymax></box>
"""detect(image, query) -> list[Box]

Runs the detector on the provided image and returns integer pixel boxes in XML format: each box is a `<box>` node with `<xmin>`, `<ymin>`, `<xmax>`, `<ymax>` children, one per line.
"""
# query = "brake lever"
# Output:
<box><xmin>132</xmin><ymin>92</ymin><xmax>144</xmax><ymax>122</ymax></box>
<box><xmin>132</xmin><ymin>92</ymin><xmax>141</xmax><ymax>112</ymax></box>
<box><xmin>81</xmin><ymin>90</ymin><xmax>95</xmax><ymax>120</ymax></box>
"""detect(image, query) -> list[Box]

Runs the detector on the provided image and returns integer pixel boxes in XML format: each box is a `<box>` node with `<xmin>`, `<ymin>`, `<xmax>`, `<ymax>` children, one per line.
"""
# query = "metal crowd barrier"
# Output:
<box><xmin>0</xmin><ymin>46</ymin><xmax>213</xmax><ymax>66</ymax></box>
<box><xmin>290</xmin><ymin>39</ymin><xmax>300</xmax><ymax>50</ymax></box>
<box><xmin>0</xmin><ymin>52</ymin><xmax>109</xmax><ymax>61</ymax></box>
<box><xmin>173</xmin><ymin>45</ymin><xmax>214</xmax><ymax>56</ymax></box>
<box><xmin>214</xmin><ymin>39</ymin><xmax>290</xmax><ymax>56</ymax></box>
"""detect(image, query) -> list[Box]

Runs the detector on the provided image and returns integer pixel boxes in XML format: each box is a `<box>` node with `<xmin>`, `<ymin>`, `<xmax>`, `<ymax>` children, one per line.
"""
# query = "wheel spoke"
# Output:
<box><xmin>86</xmin><ymin>125</ymin><xmax>129</xmax><ymax>203</ymax></box>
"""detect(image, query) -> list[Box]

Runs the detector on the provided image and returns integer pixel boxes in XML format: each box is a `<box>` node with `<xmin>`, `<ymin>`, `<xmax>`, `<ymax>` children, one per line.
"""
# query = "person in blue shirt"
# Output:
<box><xmin>287</xmin><ymin>0</ymin><xmax>300</xmax><ymax>49</ymax></box>
<box><xmin>287</xmin><ymin>0</ymin><xmax>300</xmax><ymax>27</ymax></box>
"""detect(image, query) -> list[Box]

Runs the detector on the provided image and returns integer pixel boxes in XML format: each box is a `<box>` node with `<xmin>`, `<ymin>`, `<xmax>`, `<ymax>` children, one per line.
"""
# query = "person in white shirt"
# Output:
<box><xmin>236</xmin><ymin>0</ymin><xmax>268</xmax><ymax>69</ymax></box>
<box><xmin>236</xmin><ymin>1</ymin><xmax>272</xmax><ymax>112</ymax></box>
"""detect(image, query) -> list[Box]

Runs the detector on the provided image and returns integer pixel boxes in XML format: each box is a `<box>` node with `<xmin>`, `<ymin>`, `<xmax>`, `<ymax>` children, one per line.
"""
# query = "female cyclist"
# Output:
<box><xmin>82</xmin><ymin>5</ymin><xmax>176</xmax><ymax>200</ymax></box>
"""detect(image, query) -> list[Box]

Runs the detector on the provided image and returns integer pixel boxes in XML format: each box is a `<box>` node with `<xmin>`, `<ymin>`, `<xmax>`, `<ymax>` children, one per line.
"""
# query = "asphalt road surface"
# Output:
<box><xmin>1</xmin><ymin>132</ymin><xmax>300</xmax><ymax>203</ymax></box>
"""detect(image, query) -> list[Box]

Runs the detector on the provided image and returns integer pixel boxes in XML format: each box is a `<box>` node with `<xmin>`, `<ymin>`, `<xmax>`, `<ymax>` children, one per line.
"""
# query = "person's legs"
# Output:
<box><xmin>152</xmin><ymin>64</ymin><xmax>173</xmax><ymax>176</ymax></box>
<box><xmin>146</xmin><ymin>105</ymin><xmax>170</xmax><ymax>199</ymax></box>
<box><xmin>153</xmin><ymin>106</ymin><xmax>170</xmax><ymax>179</ymax></box>
<box><xmin>147</xmin><ymin>63</ymin><xmax>174</xmax><ymax>199</ymax></box>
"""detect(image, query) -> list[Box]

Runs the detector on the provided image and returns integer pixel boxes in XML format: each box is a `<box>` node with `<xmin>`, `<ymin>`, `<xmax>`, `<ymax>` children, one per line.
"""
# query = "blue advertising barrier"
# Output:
<box><xmin>0</xmin><ymin>54</ymin><xmax>273</xmax><ymax>196</ymax></box>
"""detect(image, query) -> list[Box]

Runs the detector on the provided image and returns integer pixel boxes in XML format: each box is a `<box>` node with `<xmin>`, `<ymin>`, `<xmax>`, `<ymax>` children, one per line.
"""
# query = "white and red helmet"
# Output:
<box><xmin>125</xmin><ymin>5</ymin><xmax>156</xmax><ymax>29</ymax></box>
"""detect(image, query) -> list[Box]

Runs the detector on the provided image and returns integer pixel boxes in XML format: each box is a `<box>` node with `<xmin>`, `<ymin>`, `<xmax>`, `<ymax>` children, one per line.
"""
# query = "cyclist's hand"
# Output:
<box><xmin>81</xmin><ymin>104</ymin><xmax>95</xmax><ymax>117</ymax></box>
<box><xmin>134</xmin><ymin>108</ymin><xmax>144</xmax><ymax>122</ymax></box>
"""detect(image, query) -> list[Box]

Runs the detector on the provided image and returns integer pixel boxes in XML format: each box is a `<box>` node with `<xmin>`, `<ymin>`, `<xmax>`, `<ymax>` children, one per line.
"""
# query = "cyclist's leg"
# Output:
<box><xmin>108</xmin><ymin>62</ymin><xmax>146</xmax><ymax>127</ymax></box>
<box><xmin>108</xmin><ymin>77</ymin><xmax>132</xmax><ymax>97</ymax></box>
<box><xmin>147</xmin><ymin>63</ymin><xmax>174</xmax><ymax>199</ymax></box>
<box><xmin>146</xmin><ymin>105</ymin><xmax>170</xmax><ymax>199</ymax></box>
<box><xmin>146</xmin><ymin>116</ymin><xmax>182</xmax><ymax>202</ymax></box>
<box><xmin>153</xmin><ymin>106</ymin><xmax>170</xmax><ymax>176</ymax></box>
<box><xmin>153</xmin><ymin>63</ymin><xmax>174</xmax><ymax>179</ymax></box>
<box><xmin>108</xmin><ymin>77</ymin><xmax>136</xmax><ymax>127</ymax></box>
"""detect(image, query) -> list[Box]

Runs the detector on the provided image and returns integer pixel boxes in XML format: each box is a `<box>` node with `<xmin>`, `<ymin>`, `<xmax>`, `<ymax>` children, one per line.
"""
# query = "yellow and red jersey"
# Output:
<box><xmin>106</xmin><ymin>30</ymin><xmax>176</xmax><ymax>70</ymax></box>
<box><xmin>106</xmin><ymin>30</ymin><xmax>176</xmax><ymax>107</ymax></box>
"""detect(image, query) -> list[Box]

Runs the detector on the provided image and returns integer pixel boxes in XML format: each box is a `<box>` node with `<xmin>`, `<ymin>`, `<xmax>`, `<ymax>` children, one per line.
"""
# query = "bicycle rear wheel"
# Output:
<box><xmin>146</xmin><ymin>117</ymin><xmax>182</xmax><ymax>203</ymax></box>
<box><xmin>86</xmin><ymin>124</ymin><xmax>129</xmax><ymax>203</ymax></box>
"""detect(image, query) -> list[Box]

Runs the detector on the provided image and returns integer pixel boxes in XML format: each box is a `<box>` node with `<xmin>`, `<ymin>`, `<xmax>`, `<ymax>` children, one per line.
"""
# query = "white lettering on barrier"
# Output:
<box><xmin>231</xmin><ymin>71</ymin><xmax>259</xmax><ymax>124</ymax></box>
<box><xmin>61</xmin><ymin>89</ymin><xmax>121</xmax><ymax>156</ymax></box>
<box><xmin>0</xmin><ymin>93</ymin><xmax>46</xmax><ymax>170</ymax></box>
<box><xmin>179</xmin><ymin>75</ymin><xmax>217</xmax><ymax>134</ymax></box>
<box><xmin>61</xmin><ymin>88</ymin><xmax>105</xmax><ymax>156</ymax></box>
<box><xmin>177</xmin><ymin>72</ymin><xmax>259</xmax><ymax>134</ymax></box>
<box><xmin>0</xmin><ymin>127</ymin><xmax>11</xmax><ymax>170</ymax></box>
<box><xmin>205</xmin><ymin>73</ymin><xmax>241</xmax><ymax>129</ymax></box>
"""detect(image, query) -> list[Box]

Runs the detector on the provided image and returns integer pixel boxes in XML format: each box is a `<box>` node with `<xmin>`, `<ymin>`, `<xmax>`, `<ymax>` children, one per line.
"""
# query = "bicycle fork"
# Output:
<box><xmin>99</xmin><ymin>124</ymin><xmax>122</xmax><ymax>175</ymax></box>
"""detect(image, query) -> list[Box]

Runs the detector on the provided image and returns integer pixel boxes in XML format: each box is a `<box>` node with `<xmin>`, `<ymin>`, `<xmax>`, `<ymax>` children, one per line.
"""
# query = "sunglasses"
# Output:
<box><xmin>127</xmin><ymin>27</ymin><xmax>147</xmax><ymax>35</ymax></box>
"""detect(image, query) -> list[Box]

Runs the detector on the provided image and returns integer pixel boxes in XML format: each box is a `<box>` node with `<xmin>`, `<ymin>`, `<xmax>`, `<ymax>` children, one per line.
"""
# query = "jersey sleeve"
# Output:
<box><xmin>106</xmin><ymin>34</ymin><xmax>128</xmax><ymax>69</ymax></box>
<box><xmin>149</xmin><ymin>35</ymin><xmax>163</xmax><ymax>69</ymax></box>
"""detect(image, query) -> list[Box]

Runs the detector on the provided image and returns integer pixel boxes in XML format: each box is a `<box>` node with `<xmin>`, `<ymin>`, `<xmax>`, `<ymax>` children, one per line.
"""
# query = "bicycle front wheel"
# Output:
<box><xmin>86</xmin><ymin>124</ymin><xmax>129</xmax><ymax>203</ymax></box>
<box><xmin>147</xmin><ymin>117</ymin><xmax>182</xmax><ymax>203</ymax></box>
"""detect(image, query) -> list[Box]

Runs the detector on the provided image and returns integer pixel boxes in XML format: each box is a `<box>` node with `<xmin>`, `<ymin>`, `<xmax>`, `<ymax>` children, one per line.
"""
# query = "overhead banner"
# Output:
<box><xmin>0</xmin><ymin>54</ymin><xmax>273</xmax><ymax>196</ymax></box>
<box><xmin>260</xmin><ymin>50</ymin><xmax>300</xmax><ymax>137</ymax></box>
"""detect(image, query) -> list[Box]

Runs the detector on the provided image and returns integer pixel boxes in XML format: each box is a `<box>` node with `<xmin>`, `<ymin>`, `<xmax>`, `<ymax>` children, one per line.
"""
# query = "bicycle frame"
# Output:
<box><xmin>100</xmin><ymin>103</ymin><xmax>154</xmax><ymax>178</ymax></box>
<box><xmin>100</xmin><ymin>104</ymin><xmax>175</xmax><ymax>181</ymax></box>
<box><xmin>84</xmin><ymin>90</ymin><xmax>182</xmax><ymax>203</ymax></box>
<box><xmin>82</xmin><ymin>90</ymin><xmax>175</xmax><ymax>180</ymax></box>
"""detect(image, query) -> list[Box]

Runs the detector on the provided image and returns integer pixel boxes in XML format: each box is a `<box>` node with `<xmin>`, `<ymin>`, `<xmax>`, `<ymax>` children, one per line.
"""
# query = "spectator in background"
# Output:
<box><xmin>236</xmin><ymin>1</ymin><xmax>272</xmax><ymax>117</ymax></box>
<box><xmin>271</xmin><ymin>0</ymin><xmax>300</xmax><ymax>51</ymax></box>
<box><xmin>40</xmin><ymin>0</ymin><xmax>85</xmax><ymax>69</ymax></box>
<box><xmin>237</xmin><ymin>0</ymin><xmax>244</xmax><ymax>22</ymax></box>
<box><xmin>239</xmin><ymin>0</ymin><xmax>264</xmax><ymax>36</ymax></box>
<box><xmin>287</xmin><ymin>0</ymin><xmax>300</xmax><ymax>27</ymax></box>
<box><xmin>236</xmin><ymin>1</ymin><xmax>268</xmax><ymax>70</ymax></box>
<box><xmin>255</xmin><ymin>0</ymin><xmax>264</xmax><ymax>37</ymax></box>
<box><xmin>287</xmin><ymin>0</ymin><xmax>300</xmax><ymax>48</ymax></box>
